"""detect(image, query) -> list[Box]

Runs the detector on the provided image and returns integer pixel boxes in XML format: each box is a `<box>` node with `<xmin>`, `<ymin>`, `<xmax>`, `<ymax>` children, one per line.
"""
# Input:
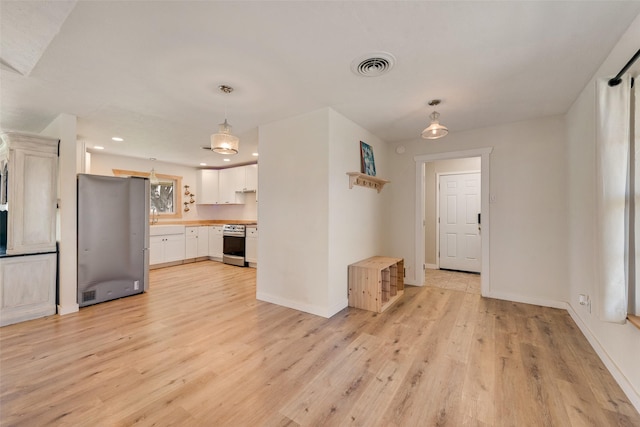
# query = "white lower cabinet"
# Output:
<box><xmin>245</xmin><ymin>227</ymin><xmax>257</xmax><ymax>267</ymax></box>
<box><xmin>150</xmin><ymin>233</ymin><xmax>185</xmax><ymax>265</ymax></box>
<box><xmin>197</xmin><ymin>227</ymin><xmax>209</xmax><ymax>257</ymax></box>
<box><xmin>0</xmin><ymin>253</ymin><xmax>57</xmax><ymax>326</ymax></box>
<box><xmin>186</xmin><ymin>226</ymin><xmax>209</xmax><ymax>259</ymax></box>
<box><xmin>185</xmin><ymin>227</ymin><xmax>198</xmax><ymax>259</ymax></box>
<box><xmin>208</xmin><ymin>225</ymin><xmax>223</xmax><ymax>261</ymax></box>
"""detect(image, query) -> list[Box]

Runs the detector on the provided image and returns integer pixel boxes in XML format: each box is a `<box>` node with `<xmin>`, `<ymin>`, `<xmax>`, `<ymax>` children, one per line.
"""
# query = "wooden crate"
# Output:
<box><xmin>348</xmin><ymin>256</ymin><xmax>404</xmax><ymax>313</ymax></box>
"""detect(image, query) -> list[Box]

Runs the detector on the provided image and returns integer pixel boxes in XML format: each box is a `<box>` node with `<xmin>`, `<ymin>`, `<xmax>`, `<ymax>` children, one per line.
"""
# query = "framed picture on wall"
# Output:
<box><xmin>360</xmin><ymin>141</ymin><xmax>376</xmax><ymax>176</ymax></box>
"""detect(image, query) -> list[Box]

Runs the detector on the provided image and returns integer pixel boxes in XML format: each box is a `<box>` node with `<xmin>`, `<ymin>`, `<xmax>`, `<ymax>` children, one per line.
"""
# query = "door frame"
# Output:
<box><xmin>436</xmin><ymin>170</ymin><xmax>481</xmax><ymax>271</ymax></box>
<box><xmin>414</xmin><ymin>147</ymin><xmax>493</xmax><ymax>296</ymax></box>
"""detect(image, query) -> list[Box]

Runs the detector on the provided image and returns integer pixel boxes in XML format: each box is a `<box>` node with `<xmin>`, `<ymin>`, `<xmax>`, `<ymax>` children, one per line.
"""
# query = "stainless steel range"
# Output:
<box><xmin>222</xmin><ymin>224</ymin><xmax>246</xmax><ymax>267</ymax></box>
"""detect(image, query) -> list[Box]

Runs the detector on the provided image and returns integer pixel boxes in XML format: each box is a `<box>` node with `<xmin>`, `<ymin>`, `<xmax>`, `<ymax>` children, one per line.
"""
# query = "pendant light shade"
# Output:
<box><xmin>210</xmin><ymin>85</ymin><xmax>239</xmax><ymax>155</ymax></box>
<box><xmin>211</xmin><ymin>119</ymin><xmax>239</xmax><ymax>154</ymax></box>
<box><xmin>421</xmin><ymin>99</ymin><xmax>449</xmax><ymax>140</ymax></box>
<box><xmin>149</xmin><ymin>167</ymin><xmax>160</xmax><ymax>185</ymax></box>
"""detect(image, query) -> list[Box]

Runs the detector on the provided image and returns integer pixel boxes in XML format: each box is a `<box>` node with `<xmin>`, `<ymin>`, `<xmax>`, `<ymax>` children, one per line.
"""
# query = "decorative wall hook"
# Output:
<box><xmin>184</xmin><ymin>185</ymin><xmax>191</xmax><ymax>196</ymax></box>
<box><xmin>183</xmin><ymin>202</ymin><xmax>190</xmax><ymax>212</ymax></box>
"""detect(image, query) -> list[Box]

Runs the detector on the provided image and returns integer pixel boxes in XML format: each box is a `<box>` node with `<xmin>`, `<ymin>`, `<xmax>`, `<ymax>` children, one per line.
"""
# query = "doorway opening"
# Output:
<box><xmin>414</xmin><ymin>148</ymin><xmax>492</xmax><ymax>296</ymax></box>
<box><xmin>435</xmin><ymin>169</ymin><xmax>481</xmax><ymax>273</ymax></box>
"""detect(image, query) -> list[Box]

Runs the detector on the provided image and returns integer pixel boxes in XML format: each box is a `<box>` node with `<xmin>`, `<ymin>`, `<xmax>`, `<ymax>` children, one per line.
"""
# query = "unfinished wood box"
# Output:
<box><xmin>348</xmin><ymin>256</ymin><xmax>404</xmax><ymax>313</ymax></box>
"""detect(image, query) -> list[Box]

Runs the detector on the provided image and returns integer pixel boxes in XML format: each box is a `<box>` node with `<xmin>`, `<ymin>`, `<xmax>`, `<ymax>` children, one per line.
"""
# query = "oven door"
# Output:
<box><xmin>223</xmin><ymin>234</ymin><xmax>245</xmax><ymax>266</ymax></box>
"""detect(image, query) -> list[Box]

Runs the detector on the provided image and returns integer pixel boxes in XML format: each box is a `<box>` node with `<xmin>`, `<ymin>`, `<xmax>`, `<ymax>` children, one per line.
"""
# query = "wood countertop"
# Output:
<box><xmin>151</xmin><ymin>220</ymin><xmax>257</xmax><ymax>226</ymax></box>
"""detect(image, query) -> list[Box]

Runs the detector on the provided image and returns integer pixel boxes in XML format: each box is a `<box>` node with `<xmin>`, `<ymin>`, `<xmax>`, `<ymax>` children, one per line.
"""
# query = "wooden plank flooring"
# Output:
<box><xmin>1</xmin><ymin>261</ymin><xmax>638</xmax><ymax>426</ymax></box>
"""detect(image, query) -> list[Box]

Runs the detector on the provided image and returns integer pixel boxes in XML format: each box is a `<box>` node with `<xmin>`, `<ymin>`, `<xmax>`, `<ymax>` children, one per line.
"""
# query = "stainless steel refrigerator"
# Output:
<box><xmin>77</xmin><ymin>174</ymin><xmax>149</xmax><ymax>307</ymax></box>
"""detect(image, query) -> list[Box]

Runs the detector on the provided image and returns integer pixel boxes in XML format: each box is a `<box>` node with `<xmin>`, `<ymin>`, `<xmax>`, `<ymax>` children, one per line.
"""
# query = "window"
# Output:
<box><xmin>112</xmin><ymin>169</ymin><xmax>182</xmax><ymax>219</ymax></box>
<box><xmin>150</xmin><ymin>180</ymin><xmax>175</xmax><ymax>214</ymax></box>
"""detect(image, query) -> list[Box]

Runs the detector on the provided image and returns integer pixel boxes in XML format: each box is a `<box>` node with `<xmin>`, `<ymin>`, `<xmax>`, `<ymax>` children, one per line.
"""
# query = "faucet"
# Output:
<box><xmin>151</xmin><ymin>206</ymin><xmax>158</xmax><ymax>224</ymax></box>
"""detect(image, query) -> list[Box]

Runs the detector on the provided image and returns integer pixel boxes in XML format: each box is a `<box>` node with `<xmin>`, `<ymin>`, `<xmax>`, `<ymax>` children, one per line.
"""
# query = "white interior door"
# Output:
<box><xmin>439</xmin><ymin>173</ymin><xmax>481</xmax><ymax>273</ymax></box>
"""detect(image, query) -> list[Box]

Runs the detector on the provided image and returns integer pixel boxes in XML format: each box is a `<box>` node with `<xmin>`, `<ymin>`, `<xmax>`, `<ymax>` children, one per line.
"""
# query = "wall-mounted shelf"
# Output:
<box><xmin>346</xmin><ymin>172</ymin><xmax>390</xmax><ymax>193</ymax></box>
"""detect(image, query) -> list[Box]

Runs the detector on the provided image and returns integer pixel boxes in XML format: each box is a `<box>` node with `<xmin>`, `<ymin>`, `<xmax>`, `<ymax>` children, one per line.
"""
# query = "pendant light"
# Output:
<box><xmin>211</xmin><ymin>85</ymin><xmax>239</xmax><ymax>155</ymax></box>
<box><xmin>421</xmin><ymin>99</ymin><xmax>449</xmax><ymax>140</ymax></box>
<box><xmin>149</xmin><ymin>158</ymin><xmax>160</xmax><ymax>185</ymax></box>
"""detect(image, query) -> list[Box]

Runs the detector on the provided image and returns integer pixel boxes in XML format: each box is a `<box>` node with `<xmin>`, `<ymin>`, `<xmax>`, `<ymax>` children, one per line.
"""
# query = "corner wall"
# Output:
<box><xmin>41</xmin><ymin>113</ymin><xmax>79</xmax><ymax>316</ymax></box>
<box><xmin>257</xmin><ymin>108</ymin><xmax>388</xmax><ymax>317</ymax></box>
<box><xmin>257</xmin><ymin>108</ymin><xmax>331</xmax><ymax>316</ymax></box>
<box><xmin>566</xmin><ymin>15</ymin><xmax>640</xmax><ymax>408</ymax></box>
<box><xmin>327</xmin><ymin>109</ymin><xmax>387</xmax><ymax>314</ymax></box>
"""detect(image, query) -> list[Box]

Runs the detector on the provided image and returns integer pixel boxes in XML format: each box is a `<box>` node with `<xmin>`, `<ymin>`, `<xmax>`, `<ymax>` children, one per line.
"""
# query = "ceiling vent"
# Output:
<box><xmin>351</xmin><ymin>52</ymin><xmax>396</xmax><ymax>77</ymax></box>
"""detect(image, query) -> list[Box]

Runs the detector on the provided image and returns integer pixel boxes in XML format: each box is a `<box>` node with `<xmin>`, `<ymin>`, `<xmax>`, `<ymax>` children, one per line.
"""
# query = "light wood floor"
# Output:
<box><xmin>1</xmin><ymin>261</ymin><xmax>638</xmax><ymax>426</ymax></box>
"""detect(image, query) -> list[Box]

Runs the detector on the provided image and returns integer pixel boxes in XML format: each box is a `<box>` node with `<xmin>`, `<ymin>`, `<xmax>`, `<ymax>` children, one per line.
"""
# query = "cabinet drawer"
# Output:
<box><xmin>246</xmin><ymin>228</ymin><xmax>258</xmax><ymax>238</ymax></box>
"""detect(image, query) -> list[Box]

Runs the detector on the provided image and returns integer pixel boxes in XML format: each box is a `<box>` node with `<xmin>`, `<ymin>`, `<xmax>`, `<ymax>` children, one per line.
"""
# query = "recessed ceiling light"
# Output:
<box><xmin>199</xmin><ymin>162</ymin><xmax>207</xmax><ymax>166</ymax></box>
<box><xmin>94</xmin><ymin>146</ymin><xmax>105</xmax><ymax>150</ymax></box>
<box><xmin>111</xmin><ymin>137</ymin><xmax>124</xmax><ymax>142</ymax></box>
<box><xmin>252</xmin><ymin>152</ymin><xmax>259</xmax><ymax>157</ymax></box>
<box><xmin>223</xmin><ymin>158</ymin><xmax>230</xmax><ymax>162</ymax></box>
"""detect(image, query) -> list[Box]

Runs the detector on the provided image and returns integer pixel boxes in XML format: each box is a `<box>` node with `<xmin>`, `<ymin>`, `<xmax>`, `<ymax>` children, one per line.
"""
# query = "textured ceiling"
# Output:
<box><xmin>1</xmin><ymin>1</ymin><xmax>639</xmax><ymax>167</ymax></box>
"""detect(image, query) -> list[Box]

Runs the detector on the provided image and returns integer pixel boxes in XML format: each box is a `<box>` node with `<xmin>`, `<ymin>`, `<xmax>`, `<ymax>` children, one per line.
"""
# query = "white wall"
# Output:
<box><xmin>327</xmin><ymin>109</ymin><xmax>387</xmax><ymax>313</ymax></box>
<box><xmin>90</xmin><ymin>152</ymin><xmax>257</xmax><ymax>222</ymax></box>
<box><xmin>566</xmin><ymin>15</ymin><xmax>640</xmax><ymax>409</ymax></box>
<box><xmin>41</xmin><ymin>113</ymin><xmax>79</xmax><ymax>316</ymax></box>
<box><xmin>257</xmin><ymin>108</ymin><xmax>330</xmax><ymax>315</ymax></box>
<box><xmin>257</xmin><ymin>107</ymin><xmax>388</xmax><ymax>317</ymax></box>
<box><xmin>386</xmin><ymin>115</ymin><xmax>568</xmax><ymax>306</ymax></box>
<box><xmin>425</xmin><ymin>157</ymin><xmax>481</xmax><ymax>266</ymax></box>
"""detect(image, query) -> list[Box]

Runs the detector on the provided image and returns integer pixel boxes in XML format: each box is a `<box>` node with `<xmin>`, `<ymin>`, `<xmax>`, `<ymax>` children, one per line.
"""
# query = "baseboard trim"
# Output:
<box><xmin>256</xmin><ymin>292</ymin><xmax>344</xmax><ymax>318</ymax></box>
<box><xmin>485</xmin><ymin>290</ymin><xmax>566</xmax><ymax>310</ymax></box>
<box><xmin>57</xmin><ymin>303</ymin><xmax>79</xmax><ymax>316</ymax></box>
<box><xmin>566</xmin><ymin>304</ymin><xmax>640</xmax><ymax>413</ymax></box>
<box><xmin>426</xmin><ymin>263</ymin><xmax>438</xmax><ymax>270</ymax></box>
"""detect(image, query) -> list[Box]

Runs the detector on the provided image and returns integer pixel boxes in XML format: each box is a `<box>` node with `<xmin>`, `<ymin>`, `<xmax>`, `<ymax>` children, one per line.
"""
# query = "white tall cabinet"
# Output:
<box><xmin>0</xmin><ymin>133</ymin><xmax>59</xmax><ymax>326</ymax></box>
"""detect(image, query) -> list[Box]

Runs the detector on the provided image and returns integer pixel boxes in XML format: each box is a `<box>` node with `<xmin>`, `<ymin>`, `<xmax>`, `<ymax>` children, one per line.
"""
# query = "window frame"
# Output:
<box><xmin>112</xmin><ymin>168</ymin><xmax>183</xmax><ymax>219</ymax></box>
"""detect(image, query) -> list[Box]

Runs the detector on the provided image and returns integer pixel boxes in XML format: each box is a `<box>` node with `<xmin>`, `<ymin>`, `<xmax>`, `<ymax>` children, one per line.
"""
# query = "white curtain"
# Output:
<box><xmin>635</xmin><ymin>77</ymin><xmax>640</xmax><ymax>316</ymax></box>
<box><xmin>596</xmin><ymin>76</ymin><xmax>631</xmax><ymax>323</ymax></box>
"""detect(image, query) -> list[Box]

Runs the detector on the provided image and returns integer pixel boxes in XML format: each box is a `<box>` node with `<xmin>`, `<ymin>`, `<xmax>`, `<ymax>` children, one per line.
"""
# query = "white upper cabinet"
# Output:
<box><xmin>243</xmin><ymin>164</ymin><xmax>258</xmax><ymax>192</ymax></box>
<box><xmin>218</xmin><ymin>167</ymin><xmax>244</xmax><ymax>204</ymax></box>
<box><xmin>0</xmin><ymin>133</ymin><xmax>58</xmax><ymax>255</ymax></box>
<box><xmin>196</xmin><ymin>169</ymin><xmax>219</xmax><ymax>204</ymax></box>
<box><xmin>196</xmin><ymin>164</ymin><xmax>258</xmax><ymax>205</ymax></box>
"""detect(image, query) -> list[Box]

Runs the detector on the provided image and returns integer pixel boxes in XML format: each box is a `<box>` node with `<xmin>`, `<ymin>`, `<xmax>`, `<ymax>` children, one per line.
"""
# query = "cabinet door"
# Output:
<box><xmin>164</xmin><ymin>234</ymin><xmax>186</xmax><ymax>263</ymax></box>
<box><xmin>197</xmin><ymin>226</ymin><xmax>209</xmax><ymax>257</ymax></box>
<box><xmin>6</xmin><ymin>139</ymin><xmax>58</xmax><ymax>255</ymax></box>
<box><xmin>219</xmin><ymin>168</ymin><xmax>239</xmax><ymax>204</ymax></box>
<box><xmin>208</xmin><ymin>226</ymin><xmax>223</xmax><ymax>259</ymax></box>
<box><xmin>196</xmin><ymin>169</ymin><xmax>219</xmax><ymax>204</ymax></box>
<box><xmin>185</xmin><ymin>227</ymin><xmax>198</xmax><ymax>259</ymax></box>
<box><xmin>149</xmin><ymin>235</ymin><xmax>165</xmax><ymax>265</ymax></box>
<box><xmin>0</xmin><ymin>253</ymin><xmax>57</xmax><ymax>326</ymax></box>
<box><xmin>245</xmin><ymin>227</ymin><xmax>258</xmax><ymax>263</ymax></box>
<box><xmin>244</xmin><ymin>164</ymin><xmax>258</xmax><ymax>192</ymax></box>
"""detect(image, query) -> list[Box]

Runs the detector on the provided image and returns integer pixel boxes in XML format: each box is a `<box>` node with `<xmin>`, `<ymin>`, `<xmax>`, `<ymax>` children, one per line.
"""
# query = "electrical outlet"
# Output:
<box><xmin>134</xmin><ymin>280</ymin><xmax>140</xmax><ymax>291</ymax></box>
<box><xmin>579</xmin><ymin>294</ymin><xmax>591</xmax><ymax>313</ymax></box>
